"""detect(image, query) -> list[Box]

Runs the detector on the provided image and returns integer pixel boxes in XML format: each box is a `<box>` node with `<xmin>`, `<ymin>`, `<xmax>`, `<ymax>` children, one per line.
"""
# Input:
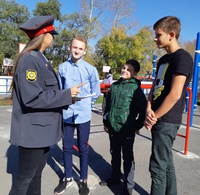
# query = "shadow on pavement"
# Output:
<box><xmin>47</xmin><ymin>144</ymin><xmax>64</xmax><ymax>181</ymax></box>
<box><xmin>6</xmin><ymin>144</ymin><xmax>18</xmax><ymax>181</ymax></box>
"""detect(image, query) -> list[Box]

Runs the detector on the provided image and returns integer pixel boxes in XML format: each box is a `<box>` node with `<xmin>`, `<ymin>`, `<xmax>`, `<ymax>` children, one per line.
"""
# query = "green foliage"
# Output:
<box><xmin>0</xmin><ymin>0</ymin><xmax>195</xmax><ymax>79</ymax></box>
<box><xmin>94</xmin><ymin>26</ymin><xmax>156</xmax><ymax>77</ymax></box>
<box><xmin>182</xmin><ymin>40</ymin><xmax>196</xmax><ymax>60</ymax></box>
<box><xmin>0</xmin><ymin>0</ymin><xmax>30</xmax><ymax>68</ymax></box>
<box><xmin>95</xmin><ymin>95</ymin><xmax>103</xmax><ymax>104</ymax></box>
<box><xmin>132</xmin><ymin>26</ymin><xmax>156</xmax><ymax>75</ymax></box>
<box><xmin>33</xmin><ymin>0</ymin><xmax>61</xmax><ymax>20</ymax></box>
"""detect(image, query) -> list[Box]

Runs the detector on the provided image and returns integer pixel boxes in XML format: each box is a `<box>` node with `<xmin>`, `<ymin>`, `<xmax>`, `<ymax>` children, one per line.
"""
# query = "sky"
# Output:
<box><xmin>15</xmin><ymin>0</ymin><xmax>200</xmax><ymax>42</ymax></box>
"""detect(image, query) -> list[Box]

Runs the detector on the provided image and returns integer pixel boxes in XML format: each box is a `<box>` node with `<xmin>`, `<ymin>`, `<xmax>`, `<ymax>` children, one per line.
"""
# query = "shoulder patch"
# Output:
<box><xmin>26</xmin><ymin>69</ymin><xmax>37</xmax><ymax>82</ymax></box>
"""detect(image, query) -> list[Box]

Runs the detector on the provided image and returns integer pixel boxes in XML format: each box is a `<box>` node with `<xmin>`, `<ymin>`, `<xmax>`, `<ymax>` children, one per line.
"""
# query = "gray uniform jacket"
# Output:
<box><xmin>10</xmin><ymin>50</ymin><xmax>72</xmax><ymax>148</ymax></box>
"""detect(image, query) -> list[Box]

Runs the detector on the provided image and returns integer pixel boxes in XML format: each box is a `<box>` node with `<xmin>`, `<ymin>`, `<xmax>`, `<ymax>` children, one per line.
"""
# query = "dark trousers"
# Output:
<box><xmin>63</xmin><ymin>121</ymin><xmax>90</xmax><ymax>180</ymax></box>
<box><xmin>109</xmin><ymin>131</ymin><xmax>135</xmax><ymax>188</ymax></box>
<box><xmin>149</xmin><ymin>121</ymin><xmax>180</xmax><ymax>195</ymax></box>
<box><xmin>9</xmin><ymin>146</ymin><xmax>50</xmax><ymax>195</ymax></box>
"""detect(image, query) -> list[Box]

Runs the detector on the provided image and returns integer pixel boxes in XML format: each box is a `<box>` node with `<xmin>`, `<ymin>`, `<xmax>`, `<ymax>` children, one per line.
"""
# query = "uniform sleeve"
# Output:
<box><xmin>15</xmin><ymin>55</ymin><xmax>72</xmax><ymax>109</ymax></box>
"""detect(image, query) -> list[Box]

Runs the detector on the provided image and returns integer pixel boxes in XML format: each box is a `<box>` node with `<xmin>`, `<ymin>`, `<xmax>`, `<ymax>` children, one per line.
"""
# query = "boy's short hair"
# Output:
<box><xmin>153</xmin><ymin>16</ymin><xmax>181</xmax><ymax>39</ymax></box>
<box><xmin>126</xmin><ymin>59</ymin><xmax>140</xmax><ymax>73</ymax></box>
<box><xmin>71</xmin><ymin>35</ymin><xmax>88</xmax><ymax>48</ymax></box>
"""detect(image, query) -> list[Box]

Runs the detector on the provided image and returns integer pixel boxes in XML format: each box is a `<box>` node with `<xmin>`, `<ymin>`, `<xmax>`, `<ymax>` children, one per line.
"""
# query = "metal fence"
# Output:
<box><xmin>0</xmin><ymin>76</ymin><xmax>12</xmax><ymax>94</ymax></box>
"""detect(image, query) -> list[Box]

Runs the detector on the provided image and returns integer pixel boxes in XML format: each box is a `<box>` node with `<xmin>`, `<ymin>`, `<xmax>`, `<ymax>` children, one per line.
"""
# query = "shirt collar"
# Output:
<box><xmin>69</xmin><ymin>58</ymin><xmax>83</xmax><ymax>66</ymax></box>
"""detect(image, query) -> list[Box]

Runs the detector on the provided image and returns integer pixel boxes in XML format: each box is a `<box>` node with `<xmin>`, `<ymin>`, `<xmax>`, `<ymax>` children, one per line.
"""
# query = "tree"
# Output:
<box><xmin>79</xmin><ymin>0</ymin><xmax>107</xmax><ymax>39</ymax></box>
<box><xmin>0</xmin><ymin>0</ymin><xmax>30</xmax><ymax>73</ymax></box>
<box><xmin>33</xmin><ymin>0</ymin><xmax>62</xmax><ymax>20</ymax></box>
<box><xmin>182</xmin><ymin>39</ymin><xmax>196</xmax><ymax>60</ymax></box>
<box><xmin>95</xmin><ymin>26</ymin><xmax>156</xmax><ymax>78</ymax></box>
<box><xmin>79</xmin><ymin>0</ymin><xmax>138</xmax><ymax>40</ymax></box>
<box><xmin>95</xmin><ymin>26</ymin><xmax>128</xmax><ymax>78</ymax></box>
<box><xmin>132</xmin><ymin>26</ymin><xmax>157</xmax><ymax>76</ymax></box>
<box><xmin>107</xmin><ymin>0</ymin><xmax>137</xmax><ymax>30</ymax></box>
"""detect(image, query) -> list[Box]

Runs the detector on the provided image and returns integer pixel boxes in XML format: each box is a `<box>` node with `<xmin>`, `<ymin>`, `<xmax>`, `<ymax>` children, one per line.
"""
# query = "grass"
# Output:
<box><xmin>95</xmin><ymin>95</ymin><xmax>103</xmax><ymax>104</ymax></box>
<box><xmin>0</xmin><ymin>97</ymin><xmax>12</xmax><ymax>106</ymax></box>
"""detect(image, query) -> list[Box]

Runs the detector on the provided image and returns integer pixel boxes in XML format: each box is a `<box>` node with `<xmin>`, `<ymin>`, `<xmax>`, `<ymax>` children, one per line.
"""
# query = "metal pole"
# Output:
<box><xmin>190</xmin><ymin>32</ymin><xmax>200</xmax><ymax>126</ymax></box>
<box><xmin>152</xmin><ymin>55</ymin><xmax>157</xmax><ymax>80</ymax></box>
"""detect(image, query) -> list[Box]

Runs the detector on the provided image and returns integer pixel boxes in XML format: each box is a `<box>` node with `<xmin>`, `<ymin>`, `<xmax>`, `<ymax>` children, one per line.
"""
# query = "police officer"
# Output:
<box><xmin>9</xmin><ymin>15</ymin><xmax>83</xmax><ymax>195</ymax></box>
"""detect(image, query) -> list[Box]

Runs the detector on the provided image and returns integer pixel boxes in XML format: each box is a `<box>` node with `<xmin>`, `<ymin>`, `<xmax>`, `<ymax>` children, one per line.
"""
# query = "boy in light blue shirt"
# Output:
<box><xmin>54</xmin><ymin>35</ymin><xmax>100</xmax><ymax>195</ymax></box>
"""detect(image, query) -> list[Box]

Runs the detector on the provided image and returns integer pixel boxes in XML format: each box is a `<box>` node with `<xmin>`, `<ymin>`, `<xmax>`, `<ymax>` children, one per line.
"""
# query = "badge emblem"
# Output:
<box><xmin>26</xmin><ymin>70</ymin><xmax>37</xmax><ymax>82</ymax></box>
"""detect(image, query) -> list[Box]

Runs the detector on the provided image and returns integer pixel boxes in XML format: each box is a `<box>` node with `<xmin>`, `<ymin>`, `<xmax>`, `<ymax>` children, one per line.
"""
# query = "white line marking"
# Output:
<box><xmin>176</xmin><ymin>151</ymin><xmax>200</xmax><ymax>159</ymax></box>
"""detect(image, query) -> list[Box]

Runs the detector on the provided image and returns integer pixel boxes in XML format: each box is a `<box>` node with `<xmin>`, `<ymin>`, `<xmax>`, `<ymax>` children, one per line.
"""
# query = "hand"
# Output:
<box><xmin>144</xmin><ymin>109</ymin><xmax>157</xmax><ymax>131</ymax></box>
<box><xmin>144</xmin><ymin>121</ymin><xmax>153</xmax><ymax>131</ymax></box>
<box><xmin>70</xmin><ymin>83</ymin><xmax>84</xmax><ymax>97</ymax></box>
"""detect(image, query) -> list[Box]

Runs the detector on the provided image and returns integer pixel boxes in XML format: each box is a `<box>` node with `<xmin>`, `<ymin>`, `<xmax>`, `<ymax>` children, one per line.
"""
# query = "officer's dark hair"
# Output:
<box><xmin>10</xmin><ymin>34</ymin><xmax>45</xmax><ymax>92</ymax></box>
<box><xmin>125</xmin><ymin>59</ymin><xmax>140</xmax><ymax>73</ymax></box>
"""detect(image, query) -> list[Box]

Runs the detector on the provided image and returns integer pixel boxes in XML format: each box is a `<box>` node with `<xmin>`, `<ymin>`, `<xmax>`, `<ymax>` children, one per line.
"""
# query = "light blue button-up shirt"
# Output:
<box><xmin>58</xmin><ymin>58</ymin><xmax>101</xmax><ymax>124</ymax></box>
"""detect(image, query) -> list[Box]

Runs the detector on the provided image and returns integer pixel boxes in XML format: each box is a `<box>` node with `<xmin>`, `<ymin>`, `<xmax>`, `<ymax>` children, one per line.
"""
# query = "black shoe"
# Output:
<box><xmin>54</xmin><ymin>178</ymin><xmax>73</xmax><ymax>194</ymax></box>
<box><xmin>79</xmin><ymin>180</ymin><xmax>90</xmax><ymax>195</ymax></box>
<box><xmin>99</xmin><ymin>178</ymin><xmax>120</xmax><ymax>186</ymax></box>
<box><xmin>124</xmin><ymin>188</ymin><xmax>133</xmax><ymax>195</ymax></box>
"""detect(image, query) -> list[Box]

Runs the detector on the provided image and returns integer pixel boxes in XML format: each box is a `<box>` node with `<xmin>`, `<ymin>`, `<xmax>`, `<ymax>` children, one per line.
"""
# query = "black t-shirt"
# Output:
<box><xmin>152</xmin><ymin>48</ymin><xmax>193</xmax><ymax>124</ymax></box>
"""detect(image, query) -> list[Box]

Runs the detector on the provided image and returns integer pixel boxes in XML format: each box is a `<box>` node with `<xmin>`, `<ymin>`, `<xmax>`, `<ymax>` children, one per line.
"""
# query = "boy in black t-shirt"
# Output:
<box><xmin>144</xmin><ymin>16</ymin><xmax>193</xmax><ymax>195</ymax></box>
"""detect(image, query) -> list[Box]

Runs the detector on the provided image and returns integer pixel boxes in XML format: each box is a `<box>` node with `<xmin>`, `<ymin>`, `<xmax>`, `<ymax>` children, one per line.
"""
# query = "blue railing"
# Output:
<box><xmin>0</xmin><ymin>76</ymin><xmax>12</xmax><ymax>94</ymax></box>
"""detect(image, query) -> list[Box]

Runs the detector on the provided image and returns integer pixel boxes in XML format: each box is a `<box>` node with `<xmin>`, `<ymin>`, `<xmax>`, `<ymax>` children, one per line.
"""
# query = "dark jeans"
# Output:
<box><xmin>9</xmin><ymin>146</ymin><xmax>50</xmax><ymax>195</ymax></box>
<box><xmin>149</xmin><ymin>121</ymin><xmax>180</xmax><ymax>195</ymax></box>
<box><xmin>63</xmin><ymin>121</ymin><xmax>90</xmax><ymax>180</ymax></box>
<box><xmin>109</xmin><ymin>131</ymin><xmax>135</xmax><ymax>188</ymax></box>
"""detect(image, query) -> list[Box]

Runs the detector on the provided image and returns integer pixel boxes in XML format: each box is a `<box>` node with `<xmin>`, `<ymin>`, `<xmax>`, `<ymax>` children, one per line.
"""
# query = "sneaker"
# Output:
<box><xmin>54</xmin><ymin>178</ymin><xmax>73</xmax><ymax>194</ymax></box>
<box><xmin>79</xmin><ymin>180</ymin><xmax>90</xmax><ymax>195</ymax></box>
<box><xmin>99</xmin><ymin>178</ymin><xmax>120</xmax><ymax>186</ymax></box>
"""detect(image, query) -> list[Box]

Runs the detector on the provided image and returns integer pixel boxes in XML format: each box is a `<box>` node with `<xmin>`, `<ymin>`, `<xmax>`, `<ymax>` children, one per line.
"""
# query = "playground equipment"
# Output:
<box><xmin>152</xmin><ymin>54</ymin><xmax>157</xmax><ymax>80</ymax></box>
<box><xmin>190</xmin><ymin>32</ymin><xmax>200</xmax><ymax>126</ymax></box>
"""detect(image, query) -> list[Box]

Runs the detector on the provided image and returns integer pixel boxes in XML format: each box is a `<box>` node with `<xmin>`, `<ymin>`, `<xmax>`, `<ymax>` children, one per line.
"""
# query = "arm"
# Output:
<box><xmin>90</xmin><ymin>67</ymin><xmax>101</xmax><ymax>102</ymax></box>
<box><xmin>58</xmin><ymin>65</ymin><xmax>83</xmax><ymax>103</ymax></box>
<box><xmin>144</xmin><ymin>80</ymin><xmax>157</xmax><ymax>130</ymax></box>
<box><xmin>134</xmin><ymin>88</ymin><xmax>147</xmax><ymax>130</ymax></box>
<box><xmin>144</xmin><ymin>74</ymin><xmax>186</xmax><ymax>130</ymax></box>
<box><xmin>103</xmin><ymin>87</ymin><xmax>112</xmax><ymax>133</ymax></box>
<box><xmin>15</xmin><ymin>57</ymin><xmax>72</xmax><ymax>109</ymax></box>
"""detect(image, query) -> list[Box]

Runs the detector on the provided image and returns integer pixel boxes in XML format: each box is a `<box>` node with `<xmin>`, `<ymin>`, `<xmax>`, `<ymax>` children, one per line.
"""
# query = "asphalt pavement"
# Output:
<box><xmin>0</xmin><ymin>103</ymin><xmax>200</xmax><ymax>195</ymax></box>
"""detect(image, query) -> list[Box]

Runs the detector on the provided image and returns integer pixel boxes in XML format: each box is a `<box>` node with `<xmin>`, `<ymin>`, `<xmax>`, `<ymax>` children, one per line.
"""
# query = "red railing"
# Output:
<box><xmin>100</xmin><ymin>84</ymin><xmax>111</xmax><ymax>93</ymax></box>
<box><xmin>73</xmin><ymin>142</ymin><xmax>89</xmax><ymax>152</ymax></box>
<box><xmin>100</xmin><ymin>83</ymin><xmax>192</xmax><ymax>155</ymax></box>
<box><xmin>177</xmin><ymin>87</ymin><xmax>192</xmax><ymax>155</ymax></box>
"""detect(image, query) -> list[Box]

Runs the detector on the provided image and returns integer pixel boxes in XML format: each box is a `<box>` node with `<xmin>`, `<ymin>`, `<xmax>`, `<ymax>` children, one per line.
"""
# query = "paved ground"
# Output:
<box><xmin>0</xmin><ymin>103</ymin><xmax>200</xmax><ymax>195</ymax></box>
